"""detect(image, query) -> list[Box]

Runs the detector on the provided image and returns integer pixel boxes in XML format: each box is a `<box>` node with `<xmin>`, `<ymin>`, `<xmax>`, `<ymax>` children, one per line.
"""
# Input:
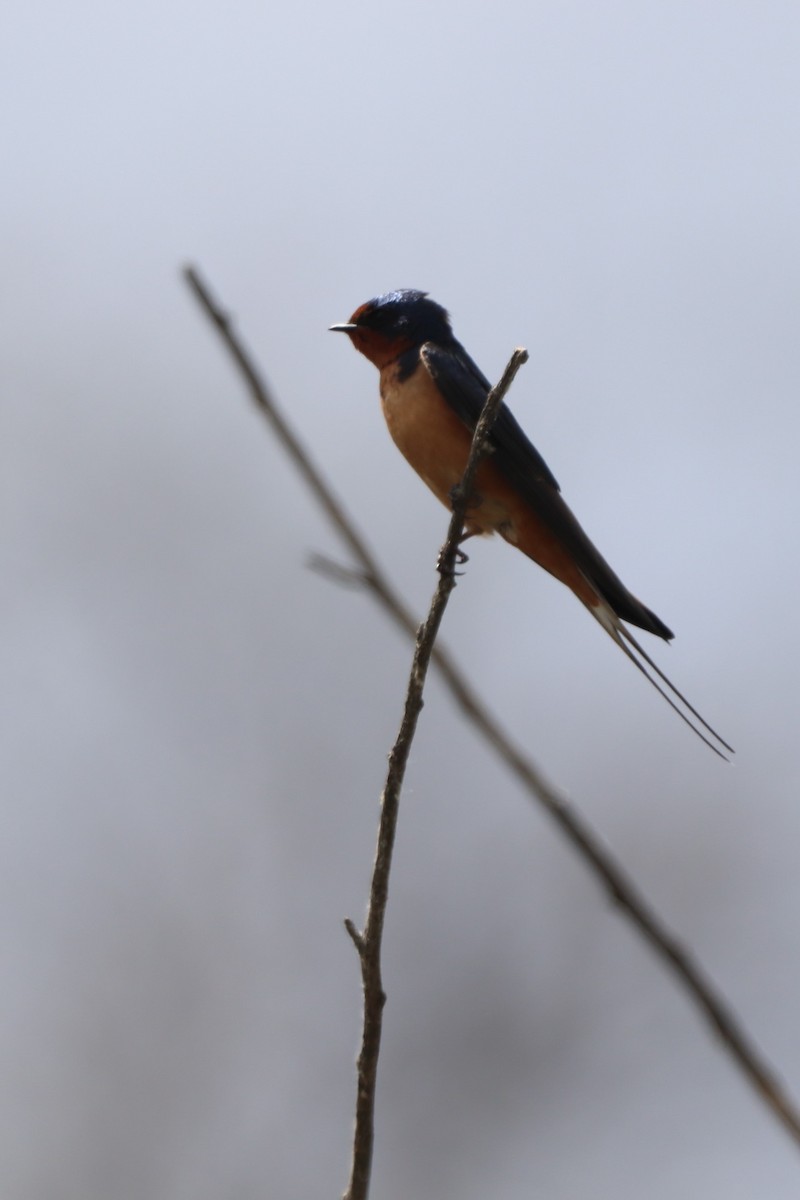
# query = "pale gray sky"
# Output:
<box><xmin>4</xmin><ymin>3</ymin><xmax>800</xmax><ymax>1196</ymax></box>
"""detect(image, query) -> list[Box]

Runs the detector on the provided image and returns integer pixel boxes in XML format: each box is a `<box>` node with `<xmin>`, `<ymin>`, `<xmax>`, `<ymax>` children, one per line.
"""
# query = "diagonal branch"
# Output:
<box><xmin>340</xmin><ymin>348</ymin><xmax>528</xmax><ymax>1200</ymax></box>
<box><xmin>183</xmin><ymin>265</ymin><xmax>800</xmax><ymax>1154</ymax></box>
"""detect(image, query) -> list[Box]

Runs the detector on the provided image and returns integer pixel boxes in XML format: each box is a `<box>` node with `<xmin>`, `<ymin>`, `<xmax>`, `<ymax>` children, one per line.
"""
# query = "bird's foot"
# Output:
<box><xmin>437</xmin><ymin>544</ymin><xmax>468</xmax><ymax>577</ymax></box>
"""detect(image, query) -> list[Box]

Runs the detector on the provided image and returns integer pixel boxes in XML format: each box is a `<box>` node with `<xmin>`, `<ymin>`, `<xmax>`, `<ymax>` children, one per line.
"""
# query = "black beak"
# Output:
<box><xmin>329</xmin><ymin>322</ymin><xmax>358</xmax><ymax>333</ymax></box>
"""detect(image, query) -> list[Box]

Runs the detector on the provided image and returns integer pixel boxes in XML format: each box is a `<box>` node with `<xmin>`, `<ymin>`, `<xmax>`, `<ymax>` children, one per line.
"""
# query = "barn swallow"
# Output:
<box><xmin>331</xmin><ymin>289</ymin><xmax>732</xmax><ymax>758</ymax></box>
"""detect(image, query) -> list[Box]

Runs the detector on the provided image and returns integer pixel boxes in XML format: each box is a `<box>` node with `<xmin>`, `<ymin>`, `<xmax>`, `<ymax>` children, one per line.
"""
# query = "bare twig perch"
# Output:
<box><xmin>340</xmin><ymin>348</ymin><xmax>528</xmax><ymax>1200</ymax></box>
<box><xmin>183</xmin><ymin>267</ymin><xmax>800</xmax><ymax>1161</ymax></box>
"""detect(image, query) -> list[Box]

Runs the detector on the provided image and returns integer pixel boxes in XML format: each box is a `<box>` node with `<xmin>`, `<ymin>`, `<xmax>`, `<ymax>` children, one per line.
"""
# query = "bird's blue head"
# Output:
<box><xmin>330</xmin><ymin>289</ymin><xmax>453</xmax><ymax>367</ymax></box>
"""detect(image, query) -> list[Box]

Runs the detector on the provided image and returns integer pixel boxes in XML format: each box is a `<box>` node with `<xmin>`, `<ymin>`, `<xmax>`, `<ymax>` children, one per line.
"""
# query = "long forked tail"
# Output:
<box><xmin>588</xmin><ymin>602</ymin><xmax>734</xmax><ymax>760</ymax></box>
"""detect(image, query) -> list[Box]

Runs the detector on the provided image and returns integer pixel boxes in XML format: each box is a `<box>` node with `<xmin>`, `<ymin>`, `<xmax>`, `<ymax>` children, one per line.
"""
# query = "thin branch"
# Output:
<box><xmin>183</xmin><ymin>265</ymin><xmax>800</xmax><ymax>1153</ymax></box>
<box><xmin>340</xmin><ymin>348</ymin><xmax>528</xmax><ymax>1200</ymax></box>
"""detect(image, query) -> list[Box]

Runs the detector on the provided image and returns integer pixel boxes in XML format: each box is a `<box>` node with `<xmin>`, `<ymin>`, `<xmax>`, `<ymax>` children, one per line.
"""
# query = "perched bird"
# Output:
<box><xmin>331</xmin><ymin>289</ymin><xmax>731</xmax><ymax>758</ymax></box>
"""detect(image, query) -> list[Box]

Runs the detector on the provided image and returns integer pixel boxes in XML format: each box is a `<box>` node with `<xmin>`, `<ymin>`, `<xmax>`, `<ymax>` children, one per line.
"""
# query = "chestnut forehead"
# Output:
<box><xmin>348</xmin><ymin>299</ymin><xmax>378</xmax><ymax>323</ymax></box>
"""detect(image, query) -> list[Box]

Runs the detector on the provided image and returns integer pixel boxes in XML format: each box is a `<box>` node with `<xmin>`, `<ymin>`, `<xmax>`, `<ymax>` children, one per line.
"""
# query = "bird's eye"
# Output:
<box><xmin>365</xmin><ymin>308</ymin><xmax>395</xmax><ymax>332</ymax></box>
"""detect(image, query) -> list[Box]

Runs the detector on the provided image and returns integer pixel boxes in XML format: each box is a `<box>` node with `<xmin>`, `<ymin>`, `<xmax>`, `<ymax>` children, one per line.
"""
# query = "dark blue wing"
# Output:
<box><xmin>420</xmin><ymin>341</ymin><xmax>561</xmax><ymax>491</ymax></box>
<box><xmin>420</xmin><ymin>340</ymin><xmax>673</xmax><ymax>640</ymax></box>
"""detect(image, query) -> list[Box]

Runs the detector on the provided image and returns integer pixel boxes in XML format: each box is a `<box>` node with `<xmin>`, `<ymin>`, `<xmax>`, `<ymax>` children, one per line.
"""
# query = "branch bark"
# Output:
<box><xmin>340</xmin><ymin>348</ymin><xmax>528</xmax><ymax>1200</ymax></box>
<box><xmin>183</xmin><ymin>265</ymin><xmax>800</xmax><ymax>1159</ymax></box>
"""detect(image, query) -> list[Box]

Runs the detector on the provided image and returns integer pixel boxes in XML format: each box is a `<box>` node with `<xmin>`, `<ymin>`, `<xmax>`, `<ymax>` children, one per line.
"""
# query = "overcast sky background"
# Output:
<box><xmin>4</xmin><ymin>2</ymin><xmax>800</xmax><ymax>1197</ymax></box>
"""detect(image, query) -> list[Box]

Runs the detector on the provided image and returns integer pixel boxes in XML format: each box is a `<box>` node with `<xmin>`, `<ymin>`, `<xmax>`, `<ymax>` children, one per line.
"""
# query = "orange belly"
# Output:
<box><xmin>380</xmin><ymin>362</ymin><xmax>600</xmax><ymax>609</ymax></box>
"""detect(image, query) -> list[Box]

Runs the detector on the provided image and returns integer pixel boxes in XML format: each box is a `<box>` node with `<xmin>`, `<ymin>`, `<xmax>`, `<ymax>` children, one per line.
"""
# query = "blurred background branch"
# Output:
<box><xmin>184</xmin><ymin>265</ymin><xmax>800</xmax><ymax>1153</ymax></box>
